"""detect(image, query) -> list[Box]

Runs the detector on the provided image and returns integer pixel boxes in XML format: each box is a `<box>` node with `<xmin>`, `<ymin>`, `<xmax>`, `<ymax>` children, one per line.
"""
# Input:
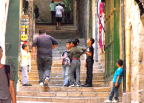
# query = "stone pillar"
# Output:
<box><xmin>137</xmin><ymin>22</ymin><xmax>144</xmax><ymax>103</ymax></box>
<box><xmin>73</xmin><ymin>0</ymin><xmax>77</xmax><ymax>26</ymax></box>
<box><xmin>122</xmin><ymin>22</ymin><xmax>132</xmax><ymax>103</ymax></box>
<box><xmin>125</xmin><ymin>22</ymin><xmax>132</xmax><ymax>92</ymax></box>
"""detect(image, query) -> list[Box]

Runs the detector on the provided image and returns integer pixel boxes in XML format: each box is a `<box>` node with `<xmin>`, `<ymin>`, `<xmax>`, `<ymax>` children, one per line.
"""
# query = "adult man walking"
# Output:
<box><xmin>32</xmin><ymin>30</ymin><xmax>58</xmax><ymax>86</ymax></box>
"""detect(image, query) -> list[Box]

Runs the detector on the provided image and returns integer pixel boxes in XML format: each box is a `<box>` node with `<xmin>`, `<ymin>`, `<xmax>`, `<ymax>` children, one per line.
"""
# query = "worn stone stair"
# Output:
<box><xmin>17</xmin><ymin>61</ymin><xmax>109</xmax><ymax>102</ymax></box>
<box><xmin>36</xmin><ymin>25</ymin><xmax>79</xmax><ymax>39</ymax></box>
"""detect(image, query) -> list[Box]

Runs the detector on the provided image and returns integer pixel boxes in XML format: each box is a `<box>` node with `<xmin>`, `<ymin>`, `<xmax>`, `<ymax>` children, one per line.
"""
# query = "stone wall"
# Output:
<box><xmin>123</xmin><ymin>0</ymin><xmax>144</xmax><ymax>102</ymax></box>
<box><xmin>34</xmin><ymin>0</ymin><xmax>51</xmax><ymax>23</ymax></box>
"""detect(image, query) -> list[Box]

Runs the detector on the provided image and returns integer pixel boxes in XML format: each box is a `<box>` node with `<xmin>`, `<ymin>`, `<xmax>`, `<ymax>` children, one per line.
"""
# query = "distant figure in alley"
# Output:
<box><xmin>55</xmin><ymin>3</ymin><xmax>64</xmax><ymax>30</ymax></box>
<box><xmin>32</xmin><ymin>30</ymin><xmax>58</xmax><ymax>86</ymax></box>
<box><xmin>49</xmin><ymin>0</ymin><xmax>56</xmax><ymax>24</ymax></box>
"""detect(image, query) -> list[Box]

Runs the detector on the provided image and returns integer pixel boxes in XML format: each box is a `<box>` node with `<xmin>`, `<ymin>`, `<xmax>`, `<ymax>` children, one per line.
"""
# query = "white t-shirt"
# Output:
<box><xmin>20</xmin><ymin>50</ymin><xmax>31</xmax><ymax>67</ymax></box>
<box><xmin>55</xmin><ymin>5</ymin><xmax>64</xmax><ymax>17</ymax></box>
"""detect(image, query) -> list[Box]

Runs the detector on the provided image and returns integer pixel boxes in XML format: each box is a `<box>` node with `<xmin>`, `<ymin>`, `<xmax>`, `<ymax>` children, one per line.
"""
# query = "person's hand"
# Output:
<box><xmin>115</xmin><ymin>82</ymin><xmax>118</xmax><ymax>87</ymax></box>
<box><xmin>85</xmin><ymin>62</ymin><xmax>87</xmax><ymax>68</ymax></box>
<box><xmin>32</xmin><ymin>47</ymin><xmax>36</xmax><ymax>60</ymax></box>
<box><xmin>32</xmin><ymin>52</ymin><xmax>36</xmax><ymax>60</ymax></box>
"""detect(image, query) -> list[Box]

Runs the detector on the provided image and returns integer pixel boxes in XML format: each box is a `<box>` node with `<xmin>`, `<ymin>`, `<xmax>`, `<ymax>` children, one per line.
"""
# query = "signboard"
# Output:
<box><xmin>20</xmin><ymin>15</ymin><xmax>29</xmax><ymax>41</ymax></box>
<box><xmin>21</xmin><ymin>34</ymin><xmax>28</xmax><ymax>41</ymax></box>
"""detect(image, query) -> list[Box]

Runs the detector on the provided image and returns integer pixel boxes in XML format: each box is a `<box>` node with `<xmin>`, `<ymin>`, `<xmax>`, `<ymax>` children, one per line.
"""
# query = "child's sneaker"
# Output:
<box><xmin>39</xmin><ymin>82</ymin><xmax>43</xmax><ymax>86</ymax></box>
<box><xmin>44</xmin><ymin>77</ymin><xmax>49</xmax><ymax>86</ymax></box>
<box><xmin>75</xmin><ymin>84</ymin><xmax>81</xmax><ymax>87</ymax></box>
<box><xmin>112</xmin><ymin>99</ymin><xmax>119</xmax><ymax>103</ymax></box>
<box><xmin>69</xmin><ymin>84</ymin><xmax>75</xmax><ymax>87</ymax></box>
<box><xmin>104</xmin><ymin>99</ymin><xmax>112</xmax><ymax>103</ymax></box>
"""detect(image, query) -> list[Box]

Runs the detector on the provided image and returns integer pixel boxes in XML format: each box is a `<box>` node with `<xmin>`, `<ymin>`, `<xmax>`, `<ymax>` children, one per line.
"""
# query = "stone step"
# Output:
<box><xmin>27</xmin><ymin>81</ymin><xmax>105</xmax><ymax>87</ymax></box>
<box><xmin>36</xmin><ymin>25</ymin><xmax>78</xmax><ymax>31</ymax></box>
<box><xmin>27</xmin><ymin>76</ymin><xmax>104</xmax><ymax>81</ymax></box>
<box><xmin>25</xmin><ymin>70</ymin><xmax>100</xmax><ymax>75</ymax></box>
<box><xmin>30</xmin><ymin>67</ymin><xmax>99</xmax><ymax>71</ymax></box>
<box><xmin>19</xmin><ymin>75</ymin><xmax>104</xmax><ymax>82</ymax></box>
<box><xmin>29</xmin><ymin>69</ymin><xmax>99</xmax><ymax>72</ymax></box>
<box><xmin>17</xmin><ymin>101</ymin><xmax>59</xmax><ymax>103</ymax></box>
<box><xmin>28</xmin><ymin>70</ymin><xmax>100</xmax><ymax>74</ymax></box>
<box><xmin>17</xmin><ymin>96</ymin><xmax>107</xmax><ymax>103</ymax></box>
<box><xmin>31</xmin><ymin>65</ymin><xmax>89</xmax><ymax>69</ymax></box>
<box><xmin>26</xmin><ymin>73</ymin><xmax>104</xmax><ymax>77</ymax></box>
<box><xmin>31</xmin><ymin>60</ymin><xmax>86</xmax><ymax>65</ymax></box>
<box><xmin>17</xmin><ymin>91</ymin><xmax>109</xmax><ymax>97</ymax></box>
<box><xmin>26</xmin><ymin>79</ymin><xmax>104</xmax><ymax>84</ymax></box>
<box><xmin>18</xmin><ymin>86</ymin><xmax>110</xmax><ymax>92</ymax></box>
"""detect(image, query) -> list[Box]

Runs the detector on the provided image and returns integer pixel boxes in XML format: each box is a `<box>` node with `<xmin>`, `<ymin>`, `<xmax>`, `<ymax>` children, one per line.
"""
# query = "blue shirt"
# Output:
<box><xmin>113</xmin><ymin>67</ymin><xmax>123</xmax><ymax>83</ymax></box>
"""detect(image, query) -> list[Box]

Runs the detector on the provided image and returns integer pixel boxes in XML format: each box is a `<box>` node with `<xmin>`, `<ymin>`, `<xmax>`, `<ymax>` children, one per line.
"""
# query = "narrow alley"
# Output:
<box><xmin>0</xmin><ymin>0</ymin><xmax>144</xmax><ymax>103</ymax></box>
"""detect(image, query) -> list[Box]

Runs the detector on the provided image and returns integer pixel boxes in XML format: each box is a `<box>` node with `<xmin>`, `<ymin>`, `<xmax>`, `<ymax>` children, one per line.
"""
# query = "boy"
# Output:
<box><xmin>21</xmin><ymin>44</ymin><xmax>32</xmax><ymax>86</ymax></box>
<box><xmin>0</xmin><ymin>46</ymin><xmax>16</xmax><ymax>103</ymax></box>
<box><xmin>69</xmin><ymin>40</ymin><xmax>86</xmax><ymax>87</ymax></box>
<box><xmin>83</xmin><ymin>38</ymin><xmax>95</xmax><ymax>87</ymax></box>
<box><xmin>61</xmin><ymin>40</ymin><xmax>72</xmax><ymax>87</ymax></box>
<box><xmin>104</xmin><ymin>59</ymin><xmax>124</xmax><ymax>103</ymax></box>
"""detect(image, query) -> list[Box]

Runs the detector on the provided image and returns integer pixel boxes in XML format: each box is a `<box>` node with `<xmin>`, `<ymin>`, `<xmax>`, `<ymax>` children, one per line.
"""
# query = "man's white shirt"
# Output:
<box><xmin>55</xmin><ymin>5</ymin><xmax>64</xmax><ymax>17</ymax></box>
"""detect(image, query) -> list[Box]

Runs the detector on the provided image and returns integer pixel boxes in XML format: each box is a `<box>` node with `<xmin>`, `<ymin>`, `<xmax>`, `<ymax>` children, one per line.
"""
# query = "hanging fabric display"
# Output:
<box><xmin>98</xmin><ymin>0</ymin><xmax>105</xmax><ymax>52</ymax></box>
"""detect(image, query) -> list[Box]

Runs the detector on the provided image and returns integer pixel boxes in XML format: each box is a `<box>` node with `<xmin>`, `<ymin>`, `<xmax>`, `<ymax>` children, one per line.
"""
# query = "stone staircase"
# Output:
<box><xmin>35</xmin><ymin>25</ymin><xmax>79</xmax><ymax>39</ymax></box>
<box><xmin>17</xmin><ymin>59</ymin><xmax>110</xmax><ymax>103</ymax></box>
<box><xmin>17</xmin><ymin>31</ymin><xmax>111</xmax><ymax>103</ymax></box>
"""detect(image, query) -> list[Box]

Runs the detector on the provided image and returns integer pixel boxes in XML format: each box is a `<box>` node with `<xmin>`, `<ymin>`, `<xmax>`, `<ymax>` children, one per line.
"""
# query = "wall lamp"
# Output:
<box><xmin>135</xmin><ymin>0</ymin><xmax>144</xmax><ymax>25</ymax></box>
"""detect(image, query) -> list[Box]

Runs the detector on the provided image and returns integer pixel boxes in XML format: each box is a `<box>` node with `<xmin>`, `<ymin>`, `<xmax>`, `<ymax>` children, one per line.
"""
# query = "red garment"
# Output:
<box><xmin>23</xmin><ymin>41</ymin><xmax>28</xmax><ymax>45</ymax></box>
<box><xmin>98</xmin><ymin>2</ymin><xmax>104</xmax><ymax>49</ymax></box>
<box><xmin>99</xmin><ymin>2</ymin><xmax>104</xmax><ymax>16</ymax></box>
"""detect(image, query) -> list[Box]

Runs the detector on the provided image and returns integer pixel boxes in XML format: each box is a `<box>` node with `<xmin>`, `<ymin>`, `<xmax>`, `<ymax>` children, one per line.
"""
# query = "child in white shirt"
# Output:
<box><xmin>20</xmin><ymin>44</ymin><xmax>32</xmax><ymax>86</ymax></box>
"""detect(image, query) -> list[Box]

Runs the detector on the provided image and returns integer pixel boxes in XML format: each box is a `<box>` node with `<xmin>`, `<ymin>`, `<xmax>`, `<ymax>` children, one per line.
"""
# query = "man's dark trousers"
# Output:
<box><xmin>86</xmin><ymin>59</ymin><xmax>94</xmax><ymax>86</ymax></box>
<box><xmin>37</xmin><ymin>56</ymin><xmax>52</xmax><ymax>83</ymax></box>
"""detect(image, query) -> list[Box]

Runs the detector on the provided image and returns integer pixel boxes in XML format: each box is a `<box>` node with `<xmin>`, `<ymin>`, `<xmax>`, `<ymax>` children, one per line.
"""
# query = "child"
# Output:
<box><xmin>104</xmin><ymin>59</ymin><xmax>124</xmax><ymax>103</ymax></box>
<box><xmin>83</xmin><ymin>38</ymin><xmax>95</xmax><ymax>87</ymax></box>
<box><xmin>61</xmin><ymin>41</ymin><xmax>72</xmax><ymax>87</ymax></box>
<box><xmin>69</xmin><ymin>40</ymin><xmax>86</xmax><ymax>87</ymax></box>
<box><xmin>20</xmin><ymin>44</ymin><xmax>32</xmax><ymax>86</ymax></box>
